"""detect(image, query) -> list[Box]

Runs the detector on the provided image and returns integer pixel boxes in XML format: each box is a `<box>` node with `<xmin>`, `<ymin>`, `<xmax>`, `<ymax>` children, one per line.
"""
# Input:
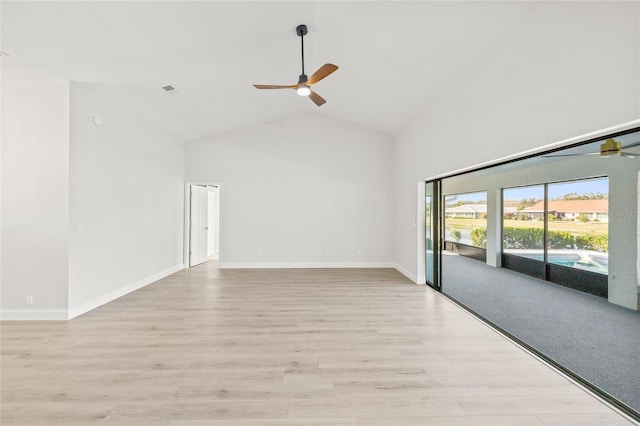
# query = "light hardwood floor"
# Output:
<box><xmin>1</xmin><ymin>262</ymin><xmax>635</xmax><ymax>425</ymax></box>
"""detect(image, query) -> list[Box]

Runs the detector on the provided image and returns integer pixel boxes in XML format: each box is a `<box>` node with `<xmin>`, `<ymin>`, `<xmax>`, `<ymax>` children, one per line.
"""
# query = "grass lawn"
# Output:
<box><xmin>445</xmin><ymin>218</ymin><xmax>607</xmax><ymax>235</ymax></box>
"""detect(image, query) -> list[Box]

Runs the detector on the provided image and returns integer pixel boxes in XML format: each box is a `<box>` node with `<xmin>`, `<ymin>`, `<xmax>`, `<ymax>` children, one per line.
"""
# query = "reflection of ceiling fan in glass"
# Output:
<box><xmin>544</xmin><ymin>138</ymin><xmax>640</xmax><ymax>159</ymax></box>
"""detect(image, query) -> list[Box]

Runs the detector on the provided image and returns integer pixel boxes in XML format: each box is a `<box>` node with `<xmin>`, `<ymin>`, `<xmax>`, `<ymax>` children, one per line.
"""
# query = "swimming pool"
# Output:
<box><xmin>504</xmin><ymin>250</ymin><xmax>608</xmax><ymax>274</ymax></box>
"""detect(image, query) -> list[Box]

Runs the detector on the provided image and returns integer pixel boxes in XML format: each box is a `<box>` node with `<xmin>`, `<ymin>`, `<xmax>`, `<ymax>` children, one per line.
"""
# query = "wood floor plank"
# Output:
<box><xmin>455</xmin><ymin>394</ymin><xmax>614</xmax><ymax>416</ymax></box>
<box><xmin>288</xmin><ymin>397</ymin><xmax>466</xmax><ymax>418</ymax></box>
<box><xmin>333</xmin><ymin>379</ymin><xmax>495</xmax><ymax>398</ymax></box>
<box><xmin>1</xmin><ymin>264</ymin><xmax>633</xmax><ymax>425</ymax></box>
<box><xmin>536</xmin><ymin>413</ymin><xmax>636</xmax><ymax>425</ymax></box>
<box><xmin>169</xmin><ymin>419</ymin><xmax>358</xmax><ymax>426</ymax></box>
<box><xmin>173</xmin><ymin>381</ymin><xmax>335</xmax><ymax>400</ymax></box>
<box><xmin>0</xmin><ymin>401</ymin><xmax>118</xmax><ymax>424</ymax></box>
<box><xmin>103</xmin><ymin>399</ymin><xmax>289</xmax><ymax>422</ymax></box>
<box><xmin>356</xmin><ymin>415</ymin><xmax>546</xmax><ymax>425</ymax></box>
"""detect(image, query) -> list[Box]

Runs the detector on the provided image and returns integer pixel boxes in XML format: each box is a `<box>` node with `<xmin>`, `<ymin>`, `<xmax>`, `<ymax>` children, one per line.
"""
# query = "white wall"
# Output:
<box><xmin>1</xmin><ymin>84</ymin><xmax>70</xmax><ymax>319</ymax></box>
<box><xmin>394</xmin><ymin>2</ymin><xmax>640</xmax><ymax>285</ymax></box>
<box><xmin>186</xmin><ymin>113</ymin><xmax>394</xmax><ymax>267</ymax></box>
<box><xmin>68</xmin><ymin>82</ymin><xmax>184</xmax><ymax>317</ymax></box>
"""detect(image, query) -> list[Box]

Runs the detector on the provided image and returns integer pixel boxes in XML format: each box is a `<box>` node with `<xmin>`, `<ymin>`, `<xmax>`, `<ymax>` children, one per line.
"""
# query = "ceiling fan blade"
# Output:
<box><xmin>620</xmin><ymin>152</ymin><xmax>637</xmax><ymax>158</ymax></box>
<box><xmin>542</xmin><ymin>152</ymin><xmax>600</xmax><ymax>158</ymax></box>
<box><xmin>308</xmin><ymin>90</ymin><xmax>326</xmax><ymax>107</ymax></box>
<box><xmin>307</xmin><ymin>64</ymin><xmax>339</xmax><ymax>86</ymax></box>
<box><xmin>621</xmin><ymin>140</ymin><xmax>640</xmax><ymax>150</ymax></box>
<box><xmin>253</xmin><ymin>84</ymin><xmax>296</xmax><ymax>89</ymax></box>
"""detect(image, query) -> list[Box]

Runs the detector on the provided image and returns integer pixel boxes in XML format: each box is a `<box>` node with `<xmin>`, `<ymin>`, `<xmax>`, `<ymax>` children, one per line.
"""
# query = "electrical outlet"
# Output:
<box><xmin>79</xmin><ymin>224</ymin><xmax>86</xmax><ymax>234</ymax></box>
<box><xmin>26</xmin><ymin>295</ymin><xmax>33</xmax><ymax>306</ymax></box>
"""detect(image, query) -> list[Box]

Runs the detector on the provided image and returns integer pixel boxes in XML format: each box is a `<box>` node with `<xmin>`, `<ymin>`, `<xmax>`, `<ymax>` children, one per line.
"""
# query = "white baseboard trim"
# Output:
<box><xmin>68</xmin><ymin>263</ymin><xmax>184</xmax><ymax>320</ymax></box>
<box><xmin>0</xmin><ymin>309</ymin><xmax>68</xmax><ymax>321</ymax></box>
<box><xmin>219</xmin><ymin>261</ymin><xmax>396</xmax><ymax>269</ymax></box>
<box><xmin>392</xmin><ymin>263</ymin><xmax>418</xmax><ymax>283</ymax></box>
<box><xmin>216</xmin><ymin>261</ymin><xmax>427</xmax><ymax>286</ymax></box>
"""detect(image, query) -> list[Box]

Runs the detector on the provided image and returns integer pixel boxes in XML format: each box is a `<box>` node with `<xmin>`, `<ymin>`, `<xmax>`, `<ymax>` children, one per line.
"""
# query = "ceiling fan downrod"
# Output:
<box><xmin>296</xmin><ymin>24</ymin><xmax>308</xmax><ymax>84</ymax></box>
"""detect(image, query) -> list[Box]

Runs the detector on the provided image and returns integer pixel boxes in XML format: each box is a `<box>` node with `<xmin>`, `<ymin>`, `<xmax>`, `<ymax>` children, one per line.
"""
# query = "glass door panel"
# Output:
<box><xmin>425</xmin><ymin>180</ymin><xmax>441</xmax><ymax>289</ymax></box>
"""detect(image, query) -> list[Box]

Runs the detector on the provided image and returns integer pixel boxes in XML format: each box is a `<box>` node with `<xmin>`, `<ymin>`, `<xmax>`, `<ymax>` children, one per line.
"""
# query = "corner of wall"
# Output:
<box><xmin>392</xmin><ymin>263</ymin><xmax>420</xmax><ymax>284</ymax></box>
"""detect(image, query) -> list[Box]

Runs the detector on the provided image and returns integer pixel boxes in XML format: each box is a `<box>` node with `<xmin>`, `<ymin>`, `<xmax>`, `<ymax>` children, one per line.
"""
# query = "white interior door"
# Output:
<box><xmin>189</xmin><ymin>185</ymin><xmax>209</xmax><ymax>267</ymax></box>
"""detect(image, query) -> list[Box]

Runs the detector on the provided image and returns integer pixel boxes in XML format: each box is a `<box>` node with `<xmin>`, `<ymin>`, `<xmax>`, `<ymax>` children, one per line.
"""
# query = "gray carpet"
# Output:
<box><xmin>441</xmin><ymin>253</ymin><xmax>640</xmax><ymax>414</ymax></box>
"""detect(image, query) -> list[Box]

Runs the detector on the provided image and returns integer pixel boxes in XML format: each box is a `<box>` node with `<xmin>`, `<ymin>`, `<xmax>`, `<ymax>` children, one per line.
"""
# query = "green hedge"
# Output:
<box><xmin>575</xmin><ymin>233</ymin><xmax>608</xmax><ymax>253</ymax></box>
<box><xmin>470</xmin><ymin>227</ymin><xmax>607</xmax><ymax>253</ymax></box>
<box><xmin>470</xmin><ymin>228</ymin><xmax>487</xmax><ymax>248</ymax></box>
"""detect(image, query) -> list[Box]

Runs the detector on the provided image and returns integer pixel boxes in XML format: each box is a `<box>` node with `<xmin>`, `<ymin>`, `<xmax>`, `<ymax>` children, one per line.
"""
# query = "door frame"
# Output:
<box><xmin>183</xmin><ymin>181</ymin><xmax>223</xmax><ymax>268</ymax></box>
<box><xmin>207</xmin><ymin>187</ymin><xmax>220</xmax><ymax>256</ymax></box>
<box><xmin>425</xmin><ymin>179</ymin><xmax>442</xmax><ymax>290</ymax></box>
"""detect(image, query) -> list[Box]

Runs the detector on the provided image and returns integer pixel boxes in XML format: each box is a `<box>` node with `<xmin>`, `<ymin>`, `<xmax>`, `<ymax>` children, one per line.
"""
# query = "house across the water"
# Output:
<box><xmin>520</xmin><ymin>199</ymin><xmax>608</xmax><ymax>222</ymax></box>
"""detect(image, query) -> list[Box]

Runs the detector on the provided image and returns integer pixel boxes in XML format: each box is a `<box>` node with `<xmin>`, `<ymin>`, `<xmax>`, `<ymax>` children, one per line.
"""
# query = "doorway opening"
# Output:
<box><xmin>184</xmin><ymin>183</ymin><xmax>221</xmax><ymax>268</ymax></box>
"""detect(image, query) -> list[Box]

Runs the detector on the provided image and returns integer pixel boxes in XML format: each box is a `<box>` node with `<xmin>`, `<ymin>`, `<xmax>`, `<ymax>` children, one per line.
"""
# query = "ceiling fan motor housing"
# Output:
<box><xmin>600</xmin><ymin>138</ymin><xmax>622</xmax><ymax>156</ymax></box>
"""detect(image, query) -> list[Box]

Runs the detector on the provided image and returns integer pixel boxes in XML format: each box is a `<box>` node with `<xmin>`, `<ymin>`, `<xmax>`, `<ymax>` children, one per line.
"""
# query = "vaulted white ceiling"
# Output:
<box><xmin>2</xmin><ymin>1</ymin><xmax>537</xmax><ymax>141</ymax></box>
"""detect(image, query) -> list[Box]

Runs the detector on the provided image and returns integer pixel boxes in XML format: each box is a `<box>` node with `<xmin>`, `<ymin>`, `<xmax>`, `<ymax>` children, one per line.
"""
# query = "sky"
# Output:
<box><xmin>547</xmin><ymin>178</ymin><xmax>608</xmax><ymax>199</ymax></box>
<box><xmin>445</xmin><ymin>191</ymin><xmax>487</xmax><ymax>205</ymax></box>
<box><xmin>445</xmin><ymin>177</ymin><xmax>608</xmax><ymax>205</ymax></box>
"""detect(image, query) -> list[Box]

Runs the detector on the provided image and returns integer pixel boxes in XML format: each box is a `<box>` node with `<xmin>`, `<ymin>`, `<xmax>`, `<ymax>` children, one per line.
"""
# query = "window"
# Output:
<box><xmin>444</xmin><ymin>191</ymin><xmax>487</xmax><ymax>248</ymax></box>
<box><xmin>502</xmin><ymin>178</ymin><xmax>608</xmax><ymax>275</ymax></box>
<box><xmin>502</xmin><ymin>185</ymin><xmax>545</xmax><ymax>259</ymax></box>
<box><xmin>547</xmin><ymin>178</ymin><xmax>608</xmax><ymax>274</ymax></box>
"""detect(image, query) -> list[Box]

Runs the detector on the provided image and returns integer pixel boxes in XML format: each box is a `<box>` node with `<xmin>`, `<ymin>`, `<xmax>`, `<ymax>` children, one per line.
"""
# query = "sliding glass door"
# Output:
<box><xmin>501</xmin><ymin>177</ymin><xmax>609</xmax><ymax>296</ymax></box>
<box><xmin>425</xmin><ymin>180</ymin><xmax>441</xmax><ymax>289</ymax></box>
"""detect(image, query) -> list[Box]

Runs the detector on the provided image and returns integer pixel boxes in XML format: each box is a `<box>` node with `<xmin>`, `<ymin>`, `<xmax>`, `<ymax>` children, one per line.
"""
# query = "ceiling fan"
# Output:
<box><xmin>253</xmin><ymin>24</ymin><xmax>338</xmax><ymax>107</ymax></box>
<box><xmin>543</xmin><ymin>138</ymin><xmax>640</xmax><ymax>159</ymax></box>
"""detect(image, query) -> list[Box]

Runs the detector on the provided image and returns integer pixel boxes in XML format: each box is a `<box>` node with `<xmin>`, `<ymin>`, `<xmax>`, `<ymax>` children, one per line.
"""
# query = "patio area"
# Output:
<box><xmin>441</xmin><ymin>252</ymin><xmax>640</xmax><ymax>417</ymax></box>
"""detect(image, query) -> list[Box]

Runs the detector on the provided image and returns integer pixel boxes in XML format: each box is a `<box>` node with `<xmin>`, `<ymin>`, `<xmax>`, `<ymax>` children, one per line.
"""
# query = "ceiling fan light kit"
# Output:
<box><xmin>253</xmin><ymin>24</ymin><xmax>338</xmax><ymax>106</ymax></box>
<box><xmin>297</xmin><ymin>86</ymin><xmax>311</xmax><ymax>96</ymax></box>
